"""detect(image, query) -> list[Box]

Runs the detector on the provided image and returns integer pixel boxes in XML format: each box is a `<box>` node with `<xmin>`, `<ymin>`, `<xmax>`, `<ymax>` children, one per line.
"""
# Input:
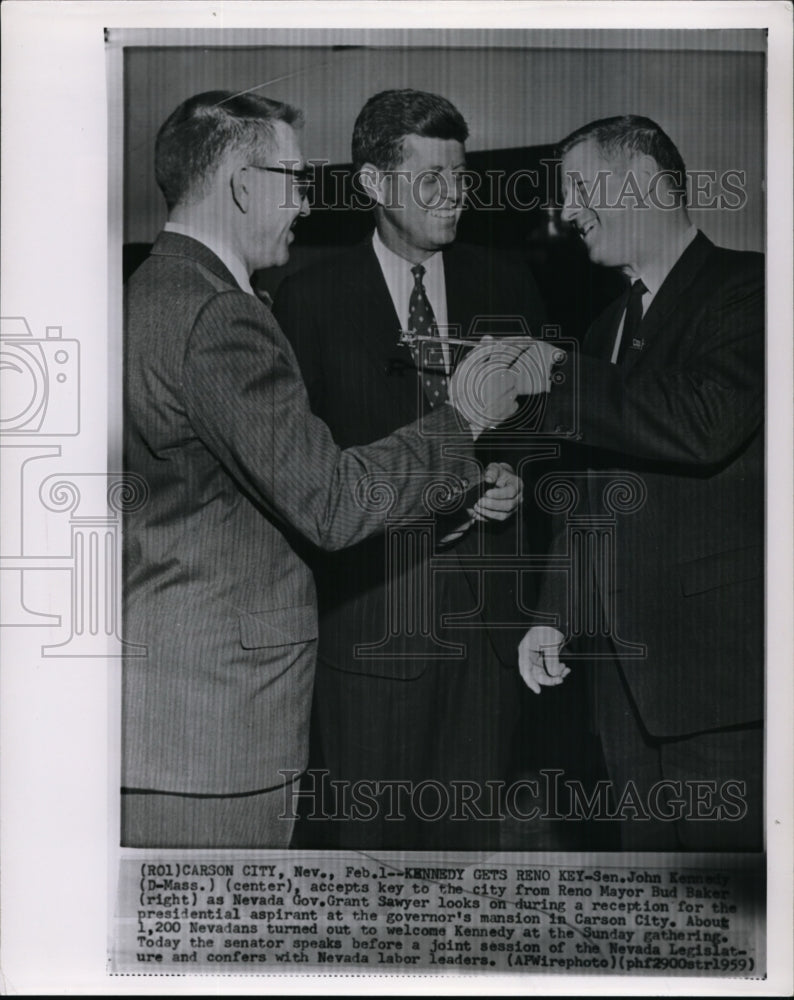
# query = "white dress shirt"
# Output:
<box><xmin>372</xmin><ymin>229</ymin><xmax>451</xmax><ymax>371</ymax></box>
<box><xmin>611</xmin><ymin>224</ymin><xmax>698</xmax><ymax>363</ymax></box>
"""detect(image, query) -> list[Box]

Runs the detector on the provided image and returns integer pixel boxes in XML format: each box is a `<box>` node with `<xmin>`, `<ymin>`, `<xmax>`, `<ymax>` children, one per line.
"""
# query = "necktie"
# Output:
<box><xmin>408</xmin><ymin>264</ymin><xmax>448</xmax><ymax>407</ymax></box>
<box><xmin>615</xmin><ymin>278</ymin><xmax>648</xmax><ymax>364</ymax></box>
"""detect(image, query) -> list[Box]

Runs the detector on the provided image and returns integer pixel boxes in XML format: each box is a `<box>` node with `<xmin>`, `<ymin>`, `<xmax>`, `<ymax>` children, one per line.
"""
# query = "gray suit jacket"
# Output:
<box><xmin>122</xmin><ymin>231</ymin><xmax>478</xmax><ymax>793</ymax></box>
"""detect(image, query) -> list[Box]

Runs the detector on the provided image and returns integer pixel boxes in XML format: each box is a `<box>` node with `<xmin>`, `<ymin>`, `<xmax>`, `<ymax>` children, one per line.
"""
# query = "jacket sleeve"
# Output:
<box><xmin>181</xmin><ymin>289</ymin><xmax>479</xmax><ymax>551</ymax></box>
<box><xmin>542</xmin><ymin>263</ymin><xmax>764</xmax><ymax>466</ymax></box>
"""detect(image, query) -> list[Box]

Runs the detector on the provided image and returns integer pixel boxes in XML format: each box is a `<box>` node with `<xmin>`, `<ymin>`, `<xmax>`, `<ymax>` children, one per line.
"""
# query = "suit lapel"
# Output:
<box><xmin>622</xmin><ymin>231</ymin><xmax>714</xmax><ymax>373</ymax></box>
<box><xmin>344</xmin><ymin>238</ymin><xmax>420</xmax><ymax>420</ymax></box>
<box><xmin>586</xmin><ymin>293</ymin><xmax>628</xmax><ymax>361</ymax></box>
<box><xmin>441</xmin><ymin>246</ymin><xmax>507</xmax><ymax>612</ymax></box>
<box><xmin>443</xmin><ymin>245</ymin><xmax>480</xmax><ymax>341</ymax></box>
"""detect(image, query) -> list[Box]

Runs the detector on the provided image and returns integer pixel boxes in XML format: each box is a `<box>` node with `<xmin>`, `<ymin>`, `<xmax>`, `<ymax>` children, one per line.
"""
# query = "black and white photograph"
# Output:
<box><xmin>1</xmin><ymin>1</ymin><xmax>792</xmax><ymax>994</ymax></box>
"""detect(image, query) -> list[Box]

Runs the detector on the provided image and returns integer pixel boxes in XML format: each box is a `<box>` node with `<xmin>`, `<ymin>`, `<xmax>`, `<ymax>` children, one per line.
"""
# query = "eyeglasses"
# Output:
<box><xmin>248</xmin><ymin>164</ymin><xmax>313</xmax><ymax>202</ymax></box>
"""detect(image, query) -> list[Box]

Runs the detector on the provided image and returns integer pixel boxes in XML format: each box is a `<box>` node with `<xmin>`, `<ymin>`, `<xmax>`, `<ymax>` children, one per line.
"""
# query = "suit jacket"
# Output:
<box><xmin>539</xmin><ymin>231</ymin><xmax>764</xmax><ymax>737</ymax></box>
<box><xmin>122</xmin><ymin>231</ymin><xmax>478</xmax><ymax>793</ymax></box>
<box><xmin>274</xmin><ymin>237</ymin><xmax>547</xmax><ymax>679</ymax></box>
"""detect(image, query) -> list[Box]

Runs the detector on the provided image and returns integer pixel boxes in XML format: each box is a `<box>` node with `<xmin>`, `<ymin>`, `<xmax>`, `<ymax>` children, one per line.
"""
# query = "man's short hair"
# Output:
<box><xmin>558</xmin><ymin>115</ymin><xmax>688</xmax><ymax>203</ymax></box>
<box><xmin>351</xmin><ymin>89</ymin><xmax>469</xmax><ymax>172</ymax></box>
<box><xmin>155</xmin><ymin>90</ymin><xmax>303</xmax><ymax>211</ymax></box>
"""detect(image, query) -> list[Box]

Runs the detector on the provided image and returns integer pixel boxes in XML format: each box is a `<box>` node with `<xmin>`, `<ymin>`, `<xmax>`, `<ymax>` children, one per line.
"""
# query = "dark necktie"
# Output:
<box><xmin>615</xmin><ymin>278</ymin><xmax>648</xmax><ymax>364</ymax></box>
<box><xmin>408</xmin><ymin>263</ymin><xmax>448</xmax><ymax>407</ymax></box>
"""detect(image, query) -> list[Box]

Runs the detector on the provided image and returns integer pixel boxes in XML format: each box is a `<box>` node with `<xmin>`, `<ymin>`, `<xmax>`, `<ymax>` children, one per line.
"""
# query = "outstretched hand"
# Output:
<box><xmin>448</xmin><ymin>335</ymin><xmax>521</xmax><ymax>437</ymax></box>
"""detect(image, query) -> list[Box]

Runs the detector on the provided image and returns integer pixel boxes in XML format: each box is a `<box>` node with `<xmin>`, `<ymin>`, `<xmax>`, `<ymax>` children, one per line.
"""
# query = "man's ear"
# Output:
<box><xmin>358</xmin><ymin>162</ymin><xmax>387</xmax><ymax>207</ymax></box>
<box><xmin>230</xmin><ymin>165</ymin><xmax>250</xmax><ymax>213</ymax></box>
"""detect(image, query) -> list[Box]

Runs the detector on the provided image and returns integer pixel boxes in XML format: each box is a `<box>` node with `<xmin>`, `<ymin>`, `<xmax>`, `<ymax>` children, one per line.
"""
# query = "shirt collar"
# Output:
<box><xmin>372</xmin><ymin>228</ymin><xmax>443</xmax><ymax>283</ymax></box>
<box><xmin>634</xmin><ymin>224</ymin><xmax>698</xmax><ymax>300</ymax></box>
<box><xmin>163</xmin><ymin>220</ymin><xmax>254</xmax><ymax>296</ymax></box>
<box><xmin>371</xmin><ymin>228</ymin><xmax>448</xmax><ymax>335</ymax></box>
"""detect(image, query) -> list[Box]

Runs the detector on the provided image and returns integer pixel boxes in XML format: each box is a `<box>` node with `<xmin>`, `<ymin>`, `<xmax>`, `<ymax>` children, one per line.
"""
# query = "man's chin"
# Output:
<box><xmin>425</xmin><ymin>222</ymin><xmax>459</xmax><ymax>246</ymax></box>
<box><xmin>270</xmin><ymin>246</ymin><xmax>291</xmax><ymax>269</ymax></box>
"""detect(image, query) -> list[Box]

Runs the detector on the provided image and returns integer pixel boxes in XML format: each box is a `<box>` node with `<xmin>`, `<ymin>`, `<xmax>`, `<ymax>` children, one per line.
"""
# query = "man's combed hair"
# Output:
<box><xmin>154</xmin><ymin>90</ymin><xmax>303</xmax><ymax>211</ymax></box>
<box><xmin>559</xmin><ymin>115</ymin><xmax>688</xmax><ymax>202</ymax></box>
<box><xmin>352</xmin><ymin>89</ymin><xmax>469</xmax><ymax>172</ymax></box>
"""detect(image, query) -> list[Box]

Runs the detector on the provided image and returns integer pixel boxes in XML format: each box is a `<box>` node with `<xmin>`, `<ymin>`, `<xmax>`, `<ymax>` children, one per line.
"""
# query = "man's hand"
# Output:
<box><xmin>448</xmin><ymin>335</ymin><xmax>521</xmax><ymax>437</ymax></box>
<box><xmin>471</xmin><ymin>462</ymin><xmax>523</xmax><ymax>522</ymax></box>
<box><xmin>438</xmin><ymin>463</ymin><xmax>522</xmax><ymax>544</ymax></box>
<box><xmin>518</xmin><ymin>626</ymin><xmax>570</xmax><ymax>694</ymax></box>
<box><xmin>510</xmin><ymin>339</ymin><xmax>565</xmax><ymax>396</ymax></box>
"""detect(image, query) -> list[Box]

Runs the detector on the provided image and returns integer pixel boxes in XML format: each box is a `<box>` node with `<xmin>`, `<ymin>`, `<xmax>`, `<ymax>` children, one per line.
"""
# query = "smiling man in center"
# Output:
<box><xmin>275</xmin><ymin>89</ymin><xmax>548</xmax><ymax>850</ymax></box>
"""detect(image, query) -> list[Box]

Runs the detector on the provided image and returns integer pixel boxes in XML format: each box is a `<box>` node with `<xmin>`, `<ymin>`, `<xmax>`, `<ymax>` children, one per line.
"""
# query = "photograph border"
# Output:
<box><xmin>1</xmin><ymin>2</ymin><xmax>792</xmax><ymax>995</ymax></box>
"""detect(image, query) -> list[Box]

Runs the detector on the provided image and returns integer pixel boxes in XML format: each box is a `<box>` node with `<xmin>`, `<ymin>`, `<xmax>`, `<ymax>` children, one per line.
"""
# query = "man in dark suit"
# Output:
<box><xmin>275</xmin><ymin>89</ymin><xmax>548</xmax><ymax>850</ymax></box>
<box><xmin>520</xmin><ymin>116</ymin><xmax>764</xmax><ymax>850</ymax></box>
<box><xmin>122</xmin><ymin>90</ymin><xmax>547</xmax><ymax>849</ymax></box>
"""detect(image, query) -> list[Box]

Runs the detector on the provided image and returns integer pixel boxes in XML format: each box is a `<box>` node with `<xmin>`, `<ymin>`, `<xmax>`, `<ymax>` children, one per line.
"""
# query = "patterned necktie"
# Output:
<box><xmin>616</xmin><ymin>278</ymin><xmax>648</xmax><ymax>364</ymax></box>
<box><xmin>408</xmin><ymin>263</ymin><xmax>449</xmax><ymax>407</ymax></box>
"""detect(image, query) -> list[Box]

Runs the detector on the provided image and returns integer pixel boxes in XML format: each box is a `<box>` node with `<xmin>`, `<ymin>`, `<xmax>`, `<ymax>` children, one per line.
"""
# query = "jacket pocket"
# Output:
<box><xmin>239</xmin><ymin>605</ymin><xmax>317</xmax><ymax>648</ymax></box>
<box><xmin>679</xmin><ymin>545</ymin><xmax>763</xmax><ymax>597</ymax></box>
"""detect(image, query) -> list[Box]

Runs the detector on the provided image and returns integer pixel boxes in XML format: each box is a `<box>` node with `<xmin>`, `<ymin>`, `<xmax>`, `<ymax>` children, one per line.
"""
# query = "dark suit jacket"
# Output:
<box><xmin>122</xmin><ymin>231</ymin><xmax>478</xmax><ymax>793</ymax></box>
<box><xmin>539</xmin><ymin>231</ymin><xmax>764</xmax><ymax>738</ymax></box>
<box><xmin>274</xmin><ymin>237</ymin><xmax>547</xmax><ymax>679</ymax></box>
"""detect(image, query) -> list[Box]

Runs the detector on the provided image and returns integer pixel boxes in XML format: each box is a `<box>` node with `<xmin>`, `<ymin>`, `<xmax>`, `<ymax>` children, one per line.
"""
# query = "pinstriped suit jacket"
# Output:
<box><xmin>122</xmin><ymin>231</ymin><xmax>478</xmax><ymax>793</ymax></box>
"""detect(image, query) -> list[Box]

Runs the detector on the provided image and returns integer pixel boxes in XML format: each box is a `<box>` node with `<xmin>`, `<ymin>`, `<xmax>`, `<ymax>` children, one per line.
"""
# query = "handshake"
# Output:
<box><xmin>447</xmin><ymin>336</ymin><xmax>564</xmax><ymax>437</ymax></box>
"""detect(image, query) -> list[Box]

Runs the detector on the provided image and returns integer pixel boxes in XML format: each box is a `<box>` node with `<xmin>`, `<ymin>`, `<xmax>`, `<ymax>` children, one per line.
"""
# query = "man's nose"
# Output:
<box><xmin>560</xmin><ymin>197</ymin><xmax>579</xmax><ymax>224</ymax></box>
<box><xmin>439</xmin><ymin>172</ymin><xmax>465</xmax><ymax>204</ymax></box>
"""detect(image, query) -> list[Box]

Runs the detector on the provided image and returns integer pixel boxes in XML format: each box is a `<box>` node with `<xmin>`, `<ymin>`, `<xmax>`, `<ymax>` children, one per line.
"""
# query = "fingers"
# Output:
<box><xmin>474</xmin><ymin>463</ymin><xmax>522</xmax><ymax>520</ymax></box>
<box><xmin>479</xmin><ymin>480</ymin><xmax>520</xmax><ymax>504</ymax></box>
<box><xmin>449</xmin><ymin>349</ymin><xmax>519</xmax><ymax>433</ymax></box>
<box><xmin>473</xmin><ymin>489</ymin><xmax>521</xmax><ymax>520</ymax></box>
<box><xmin>509</xmin><ymin>343</ymin><xmax>552</xmax><ymax>396</ymax></box>
<box><xmin>518</xmin><ymin>627</ymin><xmax>569</xmax><ymax>694</ymax></box>
<box><xmin>483</xmin><ymin>461</ymin><xmax>512</xmax><ymax>485</ymax></box>
<box><xmin>520</xmin><ymin>666</ymin><xmax>541</xmax><ymax>695</ymax></box>
<box><xmin>482</xmin><ymin>461</ymin><xmax>502</xmax><ymax>485</ymax></box>
<box><xmin>521</xmin><ymin>656</ymin><xmax>570</xmax><ymax>694</ymax></box>
<box><xmin>450</xmin><ymin>336</ymin><xmax>563</xmax><ymax>433</ymax></box>
<box><xmin>539</xmin><ymin>646</ymin><xmax>570</xmax><ymax>682</ymax></box>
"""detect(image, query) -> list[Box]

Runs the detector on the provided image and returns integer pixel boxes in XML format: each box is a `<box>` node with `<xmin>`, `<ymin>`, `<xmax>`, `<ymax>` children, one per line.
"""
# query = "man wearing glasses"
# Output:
<box><xmin>122</xmin><ymin>90</ymin><xmax>551</xmax><ymax>848</ymax></box>
<box><xmin>275</xmin><ymin>89</ymin><xmax>548</xmax><ymax>850</ymax></box>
